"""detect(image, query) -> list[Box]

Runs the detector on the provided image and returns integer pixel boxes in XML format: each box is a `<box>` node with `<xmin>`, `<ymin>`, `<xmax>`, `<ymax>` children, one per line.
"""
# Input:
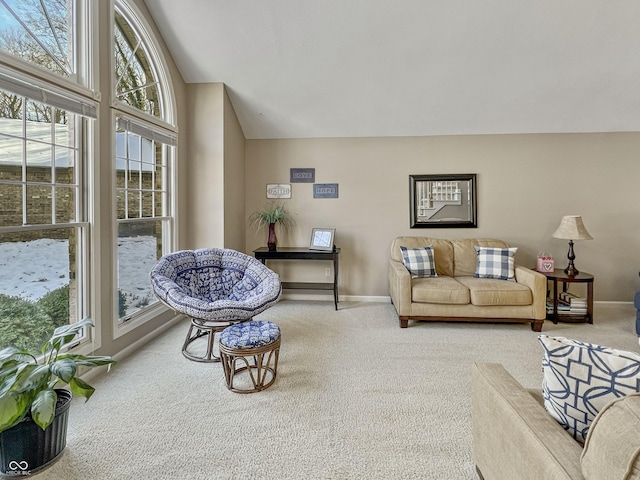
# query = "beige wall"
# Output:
<box><xmin>185</xmin><ymin>84</ymin><xmax>246</xmax><ymax>250</ymax></box>
<box><xmin>244</xmin><ymin>133</ymin><xmax>640</xmax><ymax>302</ymax></box>
<box><xmin>223</xmin><ymin>90</ymin><xmax>246</xmax><ymax>251</ymax></box>
<box><xmin>185</xmin><ymin>83</ymin><xmax>225</xmax><ymax>248</ymax></box>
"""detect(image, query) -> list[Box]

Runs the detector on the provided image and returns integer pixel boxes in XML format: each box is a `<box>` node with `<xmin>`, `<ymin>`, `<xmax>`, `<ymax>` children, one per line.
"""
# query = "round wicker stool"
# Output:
<box><xmin>219</xmin><ymin>320</ymin><xmax>281</xmax><ymax>394</ymax></box>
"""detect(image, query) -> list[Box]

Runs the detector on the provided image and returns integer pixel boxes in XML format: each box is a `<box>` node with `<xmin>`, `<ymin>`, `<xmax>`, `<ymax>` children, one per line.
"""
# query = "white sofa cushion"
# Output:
<box><xmin>539</xmin><ymin>335</ymin><xmax>640</xmax><ymax>443</ymax></box>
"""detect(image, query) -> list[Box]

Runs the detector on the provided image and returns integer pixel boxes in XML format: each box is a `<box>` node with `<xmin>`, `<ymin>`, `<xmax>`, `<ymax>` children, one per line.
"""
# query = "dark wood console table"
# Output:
<box><xmin>253</xmin><ymin>247</ymin><xmax>340</xmax><ymax>310</ymax></box>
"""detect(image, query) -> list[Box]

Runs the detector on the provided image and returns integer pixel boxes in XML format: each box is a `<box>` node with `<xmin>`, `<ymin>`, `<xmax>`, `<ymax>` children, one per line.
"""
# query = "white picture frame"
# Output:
<box><xmin>309</xmin><ymin>228</ymin><xmax>335</xmax><ymax>251</ymax></box>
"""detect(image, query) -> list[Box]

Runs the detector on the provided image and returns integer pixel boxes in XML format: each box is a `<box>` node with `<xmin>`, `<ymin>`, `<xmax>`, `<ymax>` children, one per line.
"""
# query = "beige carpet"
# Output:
<box><xmin>33</xmin><ymin>301</ymin><xmax>639</xmax><ymax>480</ymax></box>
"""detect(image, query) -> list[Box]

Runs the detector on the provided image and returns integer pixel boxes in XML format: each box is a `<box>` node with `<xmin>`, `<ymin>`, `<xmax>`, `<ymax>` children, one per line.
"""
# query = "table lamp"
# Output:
<box><xmin>552</xmin><ymin>215</ymin><xmax>593</xmax><ymax>275</ymax></box>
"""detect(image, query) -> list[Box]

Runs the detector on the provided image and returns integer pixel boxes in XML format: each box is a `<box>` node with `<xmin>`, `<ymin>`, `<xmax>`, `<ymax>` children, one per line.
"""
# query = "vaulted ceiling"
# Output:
<box><xmin>144</xmin><ymin>1</ymin><xmax>640</xmax><ymax>140</ymax></box>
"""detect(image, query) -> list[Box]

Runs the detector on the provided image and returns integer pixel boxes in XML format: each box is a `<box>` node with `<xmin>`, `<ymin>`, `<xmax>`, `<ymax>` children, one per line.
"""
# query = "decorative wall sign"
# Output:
<box><xmin>266</xmin><ymin>184</ymin><xmax>291</xmax><ymax>199</ymax></box>
<box><xmin>409</xmin><ymin>173</ymin><xmax>477</xmax><ymax>228</ymax></box>
<box><xmin>290</xmin><ymin>168</ymin><xmax>315</xmax><ymax>183</ymax></box>
<box><xmin>313</xmin><ymin>183</ymin><xmax>339</xmax><ymax>199</ymax></box>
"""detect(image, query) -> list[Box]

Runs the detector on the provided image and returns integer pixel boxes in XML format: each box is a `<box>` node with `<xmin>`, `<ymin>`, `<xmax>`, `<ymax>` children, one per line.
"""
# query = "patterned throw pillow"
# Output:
<box><xmin>539</xmin><ymin>335</ymin><xmax>640</xmax><ymax>443</ymax></box>
<box><xmin>400</xmin><ymin>246</ymin><xmax>437</xmax><ymax>278</ymax></box>
<box><xmin>474</xmin><ymin>246</ymin><xmax>517</xmax><ymax>281</ymax></box>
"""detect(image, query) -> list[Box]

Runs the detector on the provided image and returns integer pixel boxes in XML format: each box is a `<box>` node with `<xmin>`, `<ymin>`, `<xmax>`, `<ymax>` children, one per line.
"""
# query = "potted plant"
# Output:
<box><xmin>0</xmin><ymin>317</ymin><xmax>115</xmax><ymax>476</ymax></box>
<box><xmin>249</xmin><ymin>202</ymin><xmax>295</xmax><ymax>251</ymax></box>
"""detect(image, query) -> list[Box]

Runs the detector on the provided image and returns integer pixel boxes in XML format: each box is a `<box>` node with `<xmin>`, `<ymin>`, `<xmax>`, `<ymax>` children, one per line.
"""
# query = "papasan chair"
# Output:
<box><xmin>150</xmin><ymin>248</ymin><xmax>282</xmax><ymax>362</ymax></box>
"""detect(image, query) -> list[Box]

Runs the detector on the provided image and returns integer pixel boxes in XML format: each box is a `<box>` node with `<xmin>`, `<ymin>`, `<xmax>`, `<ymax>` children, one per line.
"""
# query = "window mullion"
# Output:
<box><xmin>51</xmin><ymin>108</ymin><xmax>56</xmax><ymax>224</ymax></box>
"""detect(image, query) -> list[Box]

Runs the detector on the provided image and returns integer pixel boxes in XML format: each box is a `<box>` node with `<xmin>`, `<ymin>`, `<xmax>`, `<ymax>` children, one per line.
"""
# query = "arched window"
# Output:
<box><xmin>112</xmin><ymin>0</ymin><xmax>177</xmax><ymax>330</ymax></box>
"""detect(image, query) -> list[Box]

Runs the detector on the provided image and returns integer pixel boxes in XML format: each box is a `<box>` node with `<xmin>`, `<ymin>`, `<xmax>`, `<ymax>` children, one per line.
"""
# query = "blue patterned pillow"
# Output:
<box><xmin>400</xmin><ymin>246</ymin><xmax>437</xmax><ymax>278</ymax></box>
<box><xmin>220</xmin><ymin>320</ymin><xmax>280</xmax><ymax>349</ymax></box>
<box><xmin>474</xmin><ymin>246</ymin><xmax>517</xmax><ymax>281</ymax></box>
<box><xmin>539</xmin><ymin>335</ymin><xmax>640</xmax><ymax>443</ymax></box>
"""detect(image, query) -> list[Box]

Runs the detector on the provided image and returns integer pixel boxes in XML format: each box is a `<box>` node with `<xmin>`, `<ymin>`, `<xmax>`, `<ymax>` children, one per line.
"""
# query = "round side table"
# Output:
<box><xmin>542</xmin><ymin>269</ymin><xmax>594</xmax><ymax>324</ymax></box>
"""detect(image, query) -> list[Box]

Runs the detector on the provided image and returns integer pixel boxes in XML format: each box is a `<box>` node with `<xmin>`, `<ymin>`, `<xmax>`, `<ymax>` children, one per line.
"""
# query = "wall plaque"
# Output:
<box><xmin>290</xmin><ymin>168</ymin><xmax>315</xmax><ymax>183</ymax></box>
<box><xmin>266</xmin><ymin>184</ymin><xmax>291</xmax><ymax>199</ymax></box>
<box><xmin>313</xmin><ymin>183</ymin><xmax>339</xmax><ymax>199</ymax></box>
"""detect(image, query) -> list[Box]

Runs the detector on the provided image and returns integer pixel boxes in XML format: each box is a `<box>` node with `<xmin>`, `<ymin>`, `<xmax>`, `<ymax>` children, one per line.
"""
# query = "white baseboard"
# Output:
<box><xmin>280</xmin><ymin>293</ymin><xmax>391</xmax><ymax>303</ymax></box>
<box><xmin>279</xmin><ymin>295</ymin><xmax>634</xmax><ymax>306</ymax></box>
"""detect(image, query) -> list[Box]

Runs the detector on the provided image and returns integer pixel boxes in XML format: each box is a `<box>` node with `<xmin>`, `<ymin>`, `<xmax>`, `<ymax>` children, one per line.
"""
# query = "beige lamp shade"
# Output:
<box><xmin>552</xmin><ymin>215</ymin><xmax>592</xmax><ymax>275</ymax></box>
<box><xmin>552</xmin><ymin>215</ymin><xmax>593</xmax><ymax>241</ymax></box>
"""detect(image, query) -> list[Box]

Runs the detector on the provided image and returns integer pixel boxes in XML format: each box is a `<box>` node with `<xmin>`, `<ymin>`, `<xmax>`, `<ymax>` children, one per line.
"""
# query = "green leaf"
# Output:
<box><xmin>50</xmin><ymin>358</ymin><xmax>77</xmax><ymax>383</ymax></box>
<box><xmin>31</xmin><ymin>389</ymin><xmax>57</xmax><ymax>430</ymax></box>
<box><xmin>47</xmin><ymin>318</ymin><xmax>94</xmax><ymax>352</ymax></box>
<box><xmin>0</xmin><ymin>347</ymin><xmax>21</xmax><ymax>362</ymax></box>
<box><xmin>69</xmin><ymin>377</ymin><xmax>95</xmax><ymax>401</ymax></box>
<box><xmin>10</xmin><ymin>365</ymin><xmax>50</xmax><ymax>394</ymax></box>
<box><xmin>0</xmin><ymin>391</ymin><xmax>31</xmax><ymax>432</ymax></box>
<box><xmin>57</xmin><ymin>354</ymin><xmax>116</xmax><ymax>368</ymax></box>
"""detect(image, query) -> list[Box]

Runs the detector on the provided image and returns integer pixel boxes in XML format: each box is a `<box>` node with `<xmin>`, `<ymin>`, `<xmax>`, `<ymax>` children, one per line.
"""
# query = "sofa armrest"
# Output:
<box><xmin>472</xmin><ymin>362</ymin><xmax>584</xmax><ymax>480</ymax></box>
<box><xmin>514</xmin><ymin>265</ymin><xmax>547</xmax><ymax>320</ymax></box>
<box><xmin>388</xmin><ymin>259</ymin><xmax>411</xmax><ymax>316</ymax></box>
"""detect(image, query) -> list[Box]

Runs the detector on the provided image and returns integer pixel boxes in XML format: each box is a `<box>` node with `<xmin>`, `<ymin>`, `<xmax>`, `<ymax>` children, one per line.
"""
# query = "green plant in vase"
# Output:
<box><xmin>249</xmin><ymin>202</ymin><xmax>295</xmax><ymax>251</ymax></box>
<box><xmin>0</xmin><ymin>318</ymin><xmax>115</xmax><ymax>475</ymax></box>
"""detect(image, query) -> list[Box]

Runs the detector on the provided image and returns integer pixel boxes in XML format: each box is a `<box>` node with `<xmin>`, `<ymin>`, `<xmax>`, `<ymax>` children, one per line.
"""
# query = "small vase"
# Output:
<box><xmin>267</xmin><ymin>223</ymin><xmax>277</xmax><ymax>251</ymax></box>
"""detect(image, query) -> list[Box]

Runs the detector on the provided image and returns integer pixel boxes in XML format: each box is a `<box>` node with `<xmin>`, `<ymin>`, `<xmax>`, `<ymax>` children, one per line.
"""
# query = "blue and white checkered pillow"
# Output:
<box><xmin>474</xmin><ymin>246</ymin><xmax>517</xmax><ymax>281</ymax></box>
<box><xmin>539</xmin><ymin>335</ymin><xmax>640</xmax><ymax>443</ymax></box>
<box><xmin>400</xmin><ymin>246</ymin><xmax>437</xmax><ymax>277</ymax></box>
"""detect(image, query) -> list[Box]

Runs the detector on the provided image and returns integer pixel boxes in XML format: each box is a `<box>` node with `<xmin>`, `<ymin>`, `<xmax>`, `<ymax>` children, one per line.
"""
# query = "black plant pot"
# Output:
<box><xmin>0</xmin><ymin>389</ymin><xmax>72</xmax><ymax>477</ymax></box>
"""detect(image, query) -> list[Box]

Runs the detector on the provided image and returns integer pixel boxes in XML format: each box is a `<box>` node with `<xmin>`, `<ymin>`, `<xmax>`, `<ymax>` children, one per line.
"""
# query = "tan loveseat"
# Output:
<box><xmin>472</xmin><ymin>362</ymin><xmax>640</xmax><ymax>479</ymax></box>
<box><xmin>388</xmin><ymin>237</ymin><xmax>547</xmax><ymax>331</ymax></box>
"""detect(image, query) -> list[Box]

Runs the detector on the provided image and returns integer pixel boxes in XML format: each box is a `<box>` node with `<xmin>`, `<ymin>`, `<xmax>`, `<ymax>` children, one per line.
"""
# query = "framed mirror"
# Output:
<box><xmin>409</xmin><ymin>174</ymin><xmax>477</xmax><ymax>228</ymax></box>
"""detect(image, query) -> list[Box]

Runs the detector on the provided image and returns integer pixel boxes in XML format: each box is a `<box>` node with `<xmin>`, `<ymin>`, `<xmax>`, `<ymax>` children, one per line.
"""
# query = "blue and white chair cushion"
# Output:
<box><xmin>400</xmin><ymin>245</ymin><xmax>437</xmax><ymax>277</ymax></box>
<box><xmin>150</xmin><ymin>248</ymin><xmax>282</xmax><ymax>321</ymax></box>
<box><xmin>474</xmin><ymin>246</ymin><xmax>517</xmax><ymax>281</ymax></box>
<box><xmin>539</xmin><ymin>335</ymin><xmax>640</xmax><ymax>443</ymax></box>
<box><xmin>220</xmin><ymin>320</ymin><xmax>281</xmax><ymax>350</ymax></box>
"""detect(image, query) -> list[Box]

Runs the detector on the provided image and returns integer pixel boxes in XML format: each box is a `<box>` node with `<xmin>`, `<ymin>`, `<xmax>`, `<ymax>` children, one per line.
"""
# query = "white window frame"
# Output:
<box><xmin>111</xmin><ymin>0</ymin><xmax>178</xmax><ymax>338</ymax></box>
<box><xmin>0</xmin><ymin>64</ymin><xmax>98</xmax><ymax>351</ymax></box>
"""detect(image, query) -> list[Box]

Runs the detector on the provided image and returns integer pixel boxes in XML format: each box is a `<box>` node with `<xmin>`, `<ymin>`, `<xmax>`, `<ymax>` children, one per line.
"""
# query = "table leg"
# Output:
<box><xmin>552</xmin><ymin>279</ymin><xmax>559</xmax><ymax>324</ymax></box>
<box><xmin>333</xmin><ymin>253</ymin><xmax>339</xmax><ymax>310</ymax></box>
<box><xmin>587</xmin><ymin>281</ymin><xmax>594</xmax><ymax>324</ymax></box>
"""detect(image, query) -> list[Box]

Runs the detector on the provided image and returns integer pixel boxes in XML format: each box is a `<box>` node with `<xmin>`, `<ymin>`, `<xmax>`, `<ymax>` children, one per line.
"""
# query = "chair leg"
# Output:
<box><xmin>182</xmin><ymin>322</ymin><xmax>226</xmax><ymax>363</ymax></box>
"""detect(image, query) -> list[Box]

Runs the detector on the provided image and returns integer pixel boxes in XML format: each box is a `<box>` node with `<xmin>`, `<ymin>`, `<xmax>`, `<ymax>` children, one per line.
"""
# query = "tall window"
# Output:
<box><xmin>0</xmin><ymin>75</ymin><xmax>95</xmax><ymax>350</ymax></box>
<box><xmin>0</xmin><ymin>0</ymin><xmax>94</xmax><ymax>351</ymax></box>
<box><xmin>113</xmin><ymin>1</ymin><xmax>176</xmax><ymax>326</ymax></box>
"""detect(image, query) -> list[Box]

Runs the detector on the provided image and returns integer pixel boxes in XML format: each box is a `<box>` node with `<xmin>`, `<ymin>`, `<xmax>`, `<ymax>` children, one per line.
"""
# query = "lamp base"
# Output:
<box><xmin>564</xmin><ymin>264</ymin><xmax>579</xmax><ymax>276</ymax></box>
<box><xmin>564</xmin><ymin>240</ymin><xmax>578</xmax><ymax>276</ymax></box>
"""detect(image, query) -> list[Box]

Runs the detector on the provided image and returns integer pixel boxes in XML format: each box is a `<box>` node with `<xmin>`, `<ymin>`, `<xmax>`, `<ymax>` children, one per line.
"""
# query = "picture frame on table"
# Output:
<box><xmin>309</xmin><ymin>228</ymin><xmax>335</xmax><ymax>251</ymax></box>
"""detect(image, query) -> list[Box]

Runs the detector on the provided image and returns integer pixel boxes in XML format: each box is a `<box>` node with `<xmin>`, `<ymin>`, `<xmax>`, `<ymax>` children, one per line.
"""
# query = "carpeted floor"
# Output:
<box><xmin>33</xmin><ymin>300</ymin><xmax>639</xmax><ymax>479</ymax></box>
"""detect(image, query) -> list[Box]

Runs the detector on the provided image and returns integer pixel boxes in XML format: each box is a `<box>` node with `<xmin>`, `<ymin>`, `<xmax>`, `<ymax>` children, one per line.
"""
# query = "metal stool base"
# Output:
<box><xmin>182</xmin><ymin>318</ymin><xmax>248</xmax><ymax>363</ymax></box>
<box><xmin>219</xmin><ymin>338</ymin><xmax>280</xmax><ymax>393</ymax></box>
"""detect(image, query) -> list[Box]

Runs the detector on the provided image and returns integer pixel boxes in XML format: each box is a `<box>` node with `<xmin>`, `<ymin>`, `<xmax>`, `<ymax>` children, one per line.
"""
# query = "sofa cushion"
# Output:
<box><xmin>400</xmin><ymin>245</ymin><xmax>437</xmax><ymax>277</ymax></box>
<box><xmin>539</xmin><ymin>335</ymin><xmax>640</xmax><ymax>443</ymax></box>
<box><xmin>452</xmin><ymin>238</ymin><xmax>509</xmax><ymax>277</ymax></box>
<box><xmin>411</xmin><ymin>276</ymin><xmax>470</xmax><ymax>304</ymax></box>
<box><xmin>474</xmin><ymin>246</ymin><xmax>517</xmax><ymax>281</ymax></box>
<box><xmin>456</xmin><ymin>277</ymin><xmax>532</xmax><ymax>306</ymax></box>
<box><xmin>391</xmin><ymin>237</ymin><xmax>455</xmax><ymax>276</ymax></box>
<box><xmin>581</xmin><ymin>393</ymin><xmax>640</xmax><ymax>480</ymax></box>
